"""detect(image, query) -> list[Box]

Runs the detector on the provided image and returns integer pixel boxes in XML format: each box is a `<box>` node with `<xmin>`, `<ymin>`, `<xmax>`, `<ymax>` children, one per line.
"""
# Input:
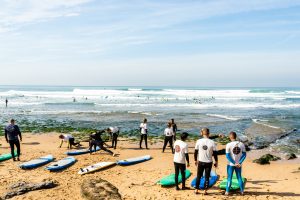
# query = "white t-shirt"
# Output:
<box><xmin>63</xmin><ymin>134</ymin><xmax>74</xmax><ymax>142</ymax></box>
<box><xmin>109</xmin><ymin>127</ymin><xmax>119</xmax><ymax>134</ymax></box>
<box><xmin>140</xmin><ymin>123</ymin><xmax>147</xmax><ymax>134</ymax></box>
<box><xmin>164</xmin><ymin>127</ymin><xmax>174</xmax><ymax>137</ymax></box>
<box><xmin>174</xmin><ymin>140</ymin><xmax>189</xmax><ymax>164</ymax></box>
<box><xmin>226</xmin><ymin>141</ymin><xmax>246</xmax><ymax>166</ymax></box>
<box><xmin>195</xmin><ymin>138</ymin><xmax>217</xmax><ymax>163</ymax></box>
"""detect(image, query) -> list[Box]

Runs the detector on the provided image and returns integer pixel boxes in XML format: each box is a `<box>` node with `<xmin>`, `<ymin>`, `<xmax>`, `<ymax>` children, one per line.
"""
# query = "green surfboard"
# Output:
<box><xmin>219</xmin><ymin>174</ymin><xmax>247</xmax><ymax>190</ymax></box>
<box><xmin>157</xmin><ymin>170</ymin><xmax>191</xmax><ymax>186</ymax></box>
<box><xmin>0</xmin><ymin>152</ymin><xmax>17</xmax><ymax>162</ymax></box>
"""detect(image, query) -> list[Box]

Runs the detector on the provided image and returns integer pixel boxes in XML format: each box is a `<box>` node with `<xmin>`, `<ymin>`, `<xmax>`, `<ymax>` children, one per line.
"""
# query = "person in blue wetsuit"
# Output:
<box><xmin>225</xmin><ymin>131</ymin><xmax>247</xmax><ymax>196</ymax></box>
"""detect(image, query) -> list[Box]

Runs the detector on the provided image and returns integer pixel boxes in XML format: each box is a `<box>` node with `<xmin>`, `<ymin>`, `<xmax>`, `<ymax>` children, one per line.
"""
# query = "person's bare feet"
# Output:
<box><xmin>203</xmin><ymin>190</ymin><xmax>208</xmax><ymax>195</ymax></box>
<box><xmin>225</xmin><ymin>192</ymin><xmax>229</xmax><ymax>196</ymax></box>
<box><xmin>194</xmin><ymin>189</ymin><xmax>200</xmax><ymax>195</ymax></box>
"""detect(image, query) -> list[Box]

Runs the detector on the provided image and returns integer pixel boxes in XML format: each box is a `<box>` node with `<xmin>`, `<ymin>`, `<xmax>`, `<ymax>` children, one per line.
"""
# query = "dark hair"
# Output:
<box><xmin>59</xmin><ymin>134</ymin><xmax>64</xmax><ymax>139</ymax></box>
<box><xmin>167</xmin><ymin>122</ymin><xmax>172</xmax><ymax>127</ymax></box>
<box><xmin>10</xmin><ymin>119</ymin><xmax>15</xmax><ymax>123</ymax></box>
<box><xmin>229</xmin><ymin>131</ymin><xmax>237</xmax><ymax>139</ymax></box>
<box><xmin>143</xmin><ymin>118</ymin><xmax>147</xmax><ymax>123</ymax></box>
<box><xmin>181</xmin><ymin>132</ymin><xmax>189</xmax><ymax>140</ymax></box>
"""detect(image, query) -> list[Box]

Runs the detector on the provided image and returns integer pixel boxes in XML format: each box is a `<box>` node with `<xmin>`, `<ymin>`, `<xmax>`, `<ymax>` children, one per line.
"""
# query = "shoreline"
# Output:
<box><xmin>0</xmin><ymin>133</ymin><xmax>299</xmax><ymax>200</ymax></box>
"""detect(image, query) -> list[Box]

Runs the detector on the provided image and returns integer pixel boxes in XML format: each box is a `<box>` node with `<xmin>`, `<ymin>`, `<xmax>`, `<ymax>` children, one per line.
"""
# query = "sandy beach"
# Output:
<box><xmin>0</xmin><ymin>133</ymin><xmax>299</xmax><ymax>200</ymax></box>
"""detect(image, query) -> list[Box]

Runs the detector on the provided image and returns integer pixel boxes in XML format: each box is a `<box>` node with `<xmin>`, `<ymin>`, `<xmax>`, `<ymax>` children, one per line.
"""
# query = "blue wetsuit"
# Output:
<box><xmin>225</xmin><ymin>141</ymin><xmax>247</xmax><ymax>193</ymax></box>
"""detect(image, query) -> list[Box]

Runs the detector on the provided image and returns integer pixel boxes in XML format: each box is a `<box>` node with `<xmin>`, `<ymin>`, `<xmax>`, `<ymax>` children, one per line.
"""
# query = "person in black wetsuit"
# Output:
<box><xmin>89</xmin><ymin>130</ymin><xmax>115</xmax><ymax>156</ymax></box>
<box><xmin>5</xmin><ymin>119</ymin><xmax>22</xmax><ymax>161</ymax></box>
<box><xmin>171</xmin><ymin>119</ymin><xmax>178</xmax><ymax>141</ymax></box>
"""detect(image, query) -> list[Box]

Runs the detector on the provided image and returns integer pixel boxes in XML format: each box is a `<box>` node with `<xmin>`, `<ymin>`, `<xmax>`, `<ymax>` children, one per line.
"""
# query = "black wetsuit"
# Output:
<box><xmin>163</xmin><ymin>136</ymin><xmax>174</xmax><ymax>153</ymax></box>
<box><xmin>172</xmin><ymin>123</ymin><xmax>177</xmax><ymax>141</ymax></box>
<box><xmin>5</xmin><ymin>124</ymin><xmax>22</xmax><ymax>160</ymax></box>
<box><xmin>110</xmin><ymin>128</ymin><xmax>119</xmax><ymax>149</ymax></box>
<box><xmin>90</xmin><ymin>131</ymin><xmax>113</xmax><ymax>155</ymax></box>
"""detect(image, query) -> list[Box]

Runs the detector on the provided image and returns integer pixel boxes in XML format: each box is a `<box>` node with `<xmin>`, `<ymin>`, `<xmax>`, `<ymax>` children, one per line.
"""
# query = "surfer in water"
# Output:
<box><xmin>162</xmin><ymin>122</ymin><xmax>174</xmax><ymax>153</ymax></box>
<box><xmin>139</xmin><ymin>118</ymin><xmax>148</xmax><ymax>149</ymax></box>
<box><xmin>225</xmin><ymin>132</ymin><xmax>247</xmax><ymax>196</ymax></box>
<box><xmin>59</xmin><ymin>134</ymin><xmax>81</xmax><ymax>149</ymax></box>
<box><xmin>89</xmin><ymin>130</ymin><xmax>115</xmax><ymax>157</ymax></box>
<box><xmin>194</xmin><ymin>128</ymin><xmax>218</xmax><ymax>195</ymax></box>
<box><xmin>5</xmin><ymin>119</ymin><xmax>22</xmax><ymax>161</ymax></box>
<box><xmin>173</xmin><ymin>132</ymin><xmax>190</xmax><ymax>190</ymax></box>
<box><xmin>5</xmin><ymin>98</ymin><xmax>8</xmax><ymax>108</ymax></box>
<box><xmin>106</xmin><ymin>127</ymin><xmax>120</xmax><ymax>149</ymax></box>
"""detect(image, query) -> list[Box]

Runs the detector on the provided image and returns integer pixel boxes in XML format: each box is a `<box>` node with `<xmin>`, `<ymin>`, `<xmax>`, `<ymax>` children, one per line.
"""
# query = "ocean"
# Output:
<box><xmin>0</xmin><ymin>85</ymin><xmax>299</xmax><ymax>155</ymax></box>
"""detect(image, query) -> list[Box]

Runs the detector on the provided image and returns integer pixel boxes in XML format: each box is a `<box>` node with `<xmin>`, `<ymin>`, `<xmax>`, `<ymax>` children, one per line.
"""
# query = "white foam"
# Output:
<box><xmin>206</xmin><ymin>114</ymin><xmax>241</xmax><ymax>121</ymax></box>
<box><xmin>252</xmin><ymin>119</ymin><xmax>281</xmax><ymax>129</ymax></box>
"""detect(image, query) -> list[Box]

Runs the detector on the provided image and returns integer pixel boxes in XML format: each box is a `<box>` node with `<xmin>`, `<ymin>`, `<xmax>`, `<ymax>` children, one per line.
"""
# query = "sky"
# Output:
<box><xmin>0</xmin><ymin>0</ymin><xmax>300</xmax><ymax>87</ymax></box>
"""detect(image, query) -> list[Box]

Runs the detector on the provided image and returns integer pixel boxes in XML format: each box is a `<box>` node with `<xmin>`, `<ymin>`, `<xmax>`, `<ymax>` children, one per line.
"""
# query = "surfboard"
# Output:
<box><xmin>157</xmin><ymin>170</ymin><xmax>191</xmax><ymax>186</ymax></box>
<box><xmin>190</xmin><ymin>171</ymin><xmax>219</xmax><ymax>189</ymax></box>
<box><xmin>45</xmin><ymin>157</ymin><xmax>76</xmax><ymax>172</ymax></box>
<box><xmin>20</xmin><ymin>155</ymin><xmax>54</xmax><ymax>169</ymax></box>
<box><xmin>66</xmin><ymin>147</ymin><xmax>100</xmax><ymax>156</ymax></box>
<box><xmin>219</xmin><ymin>174</ymin><xmax>247</xmax><ymax>190</ymax></box>
<box><xmin>0</xmin><ymin>152</ymin><xmax>17</xmax><ymax>162</ymax></box>
<box><xmin>117</xmin><ymin>155</ymin><xmax>151</xmax><ymax>166</ymax></box>
<box><xmin>78</xmin><ymin>162</ymin><xmax>116</xmax><ymax>175</ymax></box>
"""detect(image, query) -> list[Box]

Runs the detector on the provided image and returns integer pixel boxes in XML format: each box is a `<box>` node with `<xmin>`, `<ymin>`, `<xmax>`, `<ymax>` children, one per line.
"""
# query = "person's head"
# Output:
<box><xmin>106</xmin><ymin>128</ymin><xmax>112</xmax><ymax>133</ymax></box>
<box><xmin>181</xmin><ymin>132</ymin><xmax>189</xmax><ymax>141</ymax></box>
<box><xmin>143</xmin><ymin>118</ymin><xmax>147</xmax><ymax>123</ymax></box>
<box><xmin>201</xmin><ymin>128</ymin><xmax>210</xmax><ymax>137</ymax></box>
<box><xmin>229</xmin><ymin>131</ymin><xmax>237</xmax><ymax>141</ymax></box>
<box><xmin>59</xmin><ymin>134</ymin><xmax>65</xmax><ymax>139</ymax></box>
<box><xmin>171</xmin><ymin>119</ymin><xmax>175</xmax><ymax>123</ymax></box>
<box><xmin>167</xmin><ymin>122</ymin><xmax>172</xmax><ymax>128</ymax></box>
<box><xmin>10</xmin><ymin>119</ymin><xmax>15</xmax><ymax>125</ymax></box>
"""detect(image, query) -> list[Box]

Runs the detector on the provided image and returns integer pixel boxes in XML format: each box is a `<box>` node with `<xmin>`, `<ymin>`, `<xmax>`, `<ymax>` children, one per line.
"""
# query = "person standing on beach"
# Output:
<box><xmin>139</xmin><ymin>119</ymin><xmax>148</xmax><ymax>149</ymax></box>
<box><xmin>90</xmin><ymin>130</ymin><xmax>115</xmax><ymax>156</ymax></box>
<box><xmin>171</xmin><ymin>119</ymin><xmax>178</xmax><ymax>141</ymax></box>
<box><xmin>173</xmin><ymin>132</ymin><xmax>190</xmax><ymax>190</ymax></box>
<box><xmin>225</xmin><ymin>132</ymin><xmax>247</xmax><ymax>196</ymax></box>
<box><xmin>194</xmin><ymin>128</ymin><xmax>218</xmax><ymax>195</ymax></box>
<box><xmin>162</xmin><ymin>122</ymin><xmax>174</xmax><ymax>153</ymax></box>
<box><xmin>106</xmin><ymin>127</ymin><xmax>119</xmax><ymax>149</ymax></box>
<box><xmin>59</xmin><ymin>134</ymin><xmax>81</xmax><ymax>149</ymax></box>
<box><xmin>5</xmin><ymin>119</ymin><xmax>22</xmax><ymax>161</ymax></box>
<box><xmin>5</xmin><ymin>98</ymin><xmax>8</xmax><ymax>108</ymax></box>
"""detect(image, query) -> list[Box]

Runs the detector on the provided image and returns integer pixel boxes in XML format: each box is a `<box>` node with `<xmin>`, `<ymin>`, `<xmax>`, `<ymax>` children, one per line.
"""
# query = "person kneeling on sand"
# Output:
<box><xmin>162</xmin><ymin>122</ymin><xmax>174</xmax><ymax>153</ymax></box>
<box><xmin>173</xmin><ymin>132</ymin><xmax>190</xmax><ymax>190</ymax></box>
<box><xmin>89</xmin><ymin>130</ymin><xmax>115</xmax><ymax>157</ymax></box>
<box><xmin>59</xmin><ymin>134</ymin><xmax>81</xmax><ymax>149</ymax></box>
<box><xmin>194</xmin><ymin>128</ymin><xmax>218</xmax><ymax>195</ymax></box>
<box><xmin>225</xmin><ymin>131</ymin><xmax>247</xmax><ymax>196</ymax></box>
<box><xmin>106</xmin><ymin>127</ymin><xmax>120</xmax><ymax>149</ymax></box>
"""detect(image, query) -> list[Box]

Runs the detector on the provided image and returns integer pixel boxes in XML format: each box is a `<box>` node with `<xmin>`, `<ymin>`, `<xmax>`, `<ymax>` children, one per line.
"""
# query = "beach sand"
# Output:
<box><xmin>0</xmin><ymin>133</ymin><xmax>299</xmax><ymax>200</ymax></box>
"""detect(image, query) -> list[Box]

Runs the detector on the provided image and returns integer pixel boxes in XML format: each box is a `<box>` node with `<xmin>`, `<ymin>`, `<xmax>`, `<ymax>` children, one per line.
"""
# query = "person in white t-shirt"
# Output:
<box><xmin>194</xmin><ymin>128</ymin><xmax>218</xmax><ymax>195</ymax></box>
<box><xmin>59</xmin><ymin>134</ymin><xmax>80</xmax><ymax>149</ymax></box>
<box><xmin>173</xmin><ymin>132</ymin><xmax>190</xmax><ymax>190</ymax></box>
<box><xmin>162</xmin><ymin>122</ymin><xmax>174</xmax><ymax>153</ymax></box>
<box><xmin>225</xmin><ymin>132</ymin><xmax>247</xmax><ymax>196</ymax></box>
<box><xmin>106</xmin><ymin>127</ymin><xmax>120</xmax><ymax>149</ymax></box>
<box><xmin>139</xmin><ymin>119</ymin><xmax>148</xmax><ymax>149</ymax></box>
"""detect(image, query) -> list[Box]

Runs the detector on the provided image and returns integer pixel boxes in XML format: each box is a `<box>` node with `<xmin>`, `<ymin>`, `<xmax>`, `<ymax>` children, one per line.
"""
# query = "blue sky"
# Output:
<box><xmin>0</xmin><ymin>0</ymin><xmax>300</xmax><ymax>87</ymax></box>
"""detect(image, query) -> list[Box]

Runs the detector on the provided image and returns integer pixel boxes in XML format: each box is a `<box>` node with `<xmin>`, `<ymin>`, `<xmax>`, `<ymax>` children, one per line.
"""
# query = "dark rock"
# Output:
<box><xmin>253</xmin><ymin>154</ymin><xmax>281</xmax><ymax>165</ymax></box>
<box><xmin>81</xmin><ymin>178</ymin><xmax>121</xmax><ymax>200</ymax></box>
<box><xmin>287</xmin><ymin>153</ymin><xmax>297</xmax><ymax>160</ymax></box>
<box><xmin>2</xmin><ymin>180</ymin><xmax>58</xmax><ymax>199</ymax></box>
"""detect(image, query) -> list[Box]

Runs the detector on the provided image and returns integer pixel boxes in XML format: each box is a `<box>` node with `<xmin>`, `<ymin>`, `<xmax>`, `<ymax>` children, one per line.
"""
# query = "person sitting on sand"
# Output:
<box><xmin>194</xmin><ymin>128</ymin><xmax>218</xmax><ymax>195</ymax></box>
<box><xmin>90</xmin><ymin>130</ymin><xmax>115</xmax><ymax>156</ymax></box>
<box><xmin>5</xmin><ymin>119</ymin><xmax>22</xmax><ymax>161</ymax></box>
<box><xmin>106</xmin><ymin>127</ymin><xmax>120</xmax><ymax>149</ymax></box>
<box><xmin>173</xmin><ymin>132</ymin><xmax>190</xmax><ymax>191</ymax></box>
<box><xmin>162</xmin><ymin>122</ymin><xmax>174</xmax><ymax>153</ymax></box>
<box><xmin>59</xmin><ymin>134</ymin><xmax>80</xmax><ymax>149</ymax></box>
<box><xmin>225</xmin><ymin>131</ymin><xmax>247</xmax><ymax>196</ymax></box>
<box><xmin>139</xmin><ymin>118</ymin><xmax>148</xmax><ymax>149</ymax></box>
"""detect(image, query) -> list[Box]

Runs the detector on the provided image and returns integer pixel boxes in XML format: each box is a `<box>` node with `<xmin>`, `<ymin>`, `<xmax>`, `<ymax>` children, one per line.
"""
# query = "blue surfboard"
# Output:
<box><xmin>66</xmin><ymin>147</ymin><xmax>100</xmax><ymax>156</ymax></box>
<box><xmin>191</xmin><ymin>171</ymin><xmax>219</xmax><ymax>189</ymax></box>
<box><xmin>46</xmin><ymin>157</ymin><xmax>76</xmax><ymax>172</ymax></box>
<box><xmin>117</xmin><ymin>155</ymin><xmax>151</xmax><ymax>166</ymax></box>
<box><xmin>20</xmin><ymin>155</ymin><xmax>54</xmax><ymax>169</ymax></box>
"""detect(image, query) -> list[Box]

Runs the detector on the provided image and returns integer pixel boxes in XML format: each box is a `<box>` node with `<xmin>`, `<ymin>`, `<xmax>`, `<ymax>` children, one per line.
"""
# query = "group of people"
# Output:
<box><xmin>4</xmin><ymin>118</ymin><xmax>246</xmax><ymax>196</ymax></box>
<box><xmin>173</xmin><ymin>128</ymin><xmax>246</xmax><ymax>196</ymax></box>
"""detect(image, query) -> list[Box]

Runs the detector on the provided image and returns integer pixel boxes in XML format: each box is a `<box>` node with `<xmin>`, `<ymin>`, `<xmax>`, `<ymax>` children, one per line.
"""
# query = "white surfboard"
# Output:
<box><xmin>78</xmin><ymin>162</ymin><xmax>116</xmax><ymax>175</ymax></box>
